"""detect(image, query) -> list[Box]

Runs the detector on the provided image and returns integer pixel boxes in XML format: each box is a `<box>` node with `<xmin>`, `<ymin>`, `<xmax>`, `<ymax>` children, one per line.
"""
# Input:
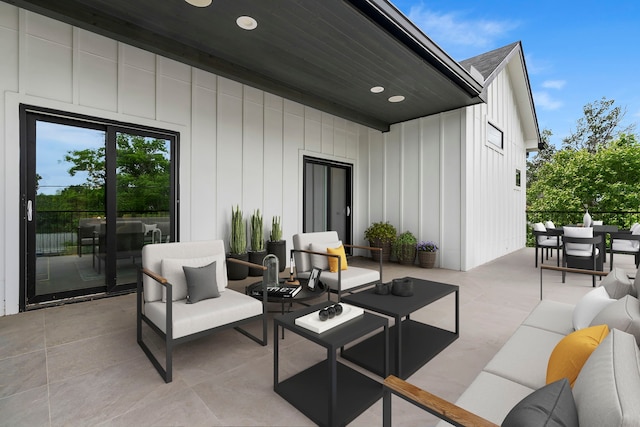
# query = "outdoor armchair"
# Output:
<box><xmin>292</xmin><ymin>231</ymin><xmax>382</xmax><ymax>301</ymax></box>
<box><xmin>532</xmin><ymin>222</ymin><xmax>562</xmax><ymax>267</ymax></box>
<box><xmin>609</xmin><ymin>224</ymin><xmax>640</xmax><ymax>268</ymax></box>
<box><xmin>562</xmin><ymin>226</ymin><xmax>602</xmax><ymax>287</ymax></box>
<box><xmin>137</xmin><ymin>240</ymin><xmax>267</xmax><ymax>383</ymax></box>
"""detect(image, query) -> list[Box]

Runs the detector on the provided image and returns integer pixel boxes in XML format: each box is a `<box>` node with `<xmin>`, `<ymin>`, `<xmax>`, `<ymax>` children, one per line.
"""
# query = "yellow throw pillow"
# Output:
<box><xmin>546</xmin><ymin>324</ymin><xmax>609</xmax><ymax>387</ymax></box>
<box><xmin>327</xmin><ymin>245</ymin><xmax>348</xmax><ymax>273</ymax></box>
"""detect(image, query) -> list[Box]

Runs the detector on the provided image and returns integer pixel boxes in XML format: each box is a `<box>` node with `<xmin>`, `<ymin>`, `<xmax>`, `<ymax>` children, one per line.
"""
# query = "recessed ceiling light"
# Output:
<box><xmin>370</xmin><ymin>86</ymin><xmax>384</xmax><ymax>93</ymax></box>
<box><xmin>388</xmin><ymin>95</ymin><xmax>405</xmax><ymax>103</ymax></box>
<box><xmin>185</xmin><ymin>0</ymin><xmax>212</xmax><ymax>7</ymax></box>
<box><xmin>236</xmin><ymin>16</ymin><xmax>258</xmax><ymax>30</ymax></box>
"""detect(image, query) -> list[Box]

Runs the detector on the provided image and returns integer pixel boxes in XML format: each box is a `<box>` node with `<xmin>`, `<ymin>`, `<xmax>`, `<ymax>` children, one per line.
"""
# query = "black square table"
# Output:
<box><xmin>274</xmin><ymin>301</ymin><xmax>388</xmax><ymax>427</ymax></box>
<box><xmin>341</xmin><ymin>277</ymin><xmax>459</xmax><ymax>379</ymax></box>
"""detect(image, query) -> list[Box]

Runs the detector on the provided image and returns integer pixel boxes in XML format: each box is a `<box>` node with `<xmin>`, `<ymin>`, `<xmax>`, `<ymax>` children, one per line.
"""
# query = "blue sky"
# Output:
<box><xmin>391</xmin><ymin>0</ymin><xmax>640</xmax><ymax>148</ymax></box>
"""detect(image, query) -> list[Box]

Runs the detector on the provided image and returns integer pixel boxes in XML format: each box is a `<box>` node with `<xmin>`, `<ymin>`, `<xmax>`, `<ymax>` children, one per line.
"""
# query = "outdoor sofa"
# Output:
<box><xmin>384</xmin><ymin>266</ymin><xmax>640</xmax><ymax>426</ymax></box>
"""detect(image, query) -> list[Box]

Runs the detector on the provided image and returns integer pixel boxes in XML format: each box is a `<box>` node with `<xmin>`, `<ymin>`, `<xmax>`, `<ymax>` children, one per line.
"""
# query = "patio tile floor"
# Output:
<box><xmin>1</xmin><ymin>248</ymin><xmax>636</xmax><ymax>426</ymax></box>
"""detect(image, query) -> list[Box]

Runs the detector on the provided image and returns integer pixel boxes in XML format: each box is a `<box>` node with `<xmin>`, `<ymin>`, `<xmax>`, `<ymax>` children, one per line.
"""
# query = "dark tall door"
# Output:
<box><xmin>303</xmin><ymin>157</ymin><xmax>352</xmax><ymax>246</ymax></box>
<box><xmin>20</xmin><ymin>106</ymin><xmax>177</xmax><ymax>309</ymax></box>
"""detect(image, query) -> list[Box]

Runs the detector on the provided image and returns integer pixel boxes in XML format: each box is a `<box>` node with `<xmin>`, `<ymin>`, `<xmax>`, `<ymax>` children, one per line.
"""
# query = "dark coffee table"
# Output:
<box><xmin>246</xmin><ymin>278</ymin><xmax>328</xmax><ymax>314</ymax></box>
<box><xmin>341</xmin><ymin>277</ymin><xmax>459</xmax><ymax>379</ymax></box>
<box><xmin>274</xmin><ymin>302</ymin><xmax>388</xmax><ymax>427</ymax></box>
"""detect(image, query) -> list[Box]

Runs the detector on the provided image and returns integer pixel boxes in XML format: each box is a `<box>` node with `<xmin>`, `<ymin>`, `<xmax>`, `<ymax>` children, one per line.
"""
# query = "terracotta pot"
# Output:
<box><xmin>418</xmin><ymin>251</ymin><xmax>437</xmax><ymax>268</ymax></box>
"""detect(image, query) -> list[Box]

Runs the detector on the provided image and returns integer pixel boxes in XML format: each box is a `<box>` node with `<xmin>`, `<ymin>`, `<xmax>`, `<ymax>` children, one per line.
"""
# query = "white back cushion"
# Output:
<box><xmin>544</xmin><ymin>221</ymin><xmax>556</xmax><ymax>229</ymax></box>
<box><xmin>142</xmin><ymin>240</ymin><xmax>228</xmax><ymax>303</ymax></box>
<box><xmin>293</xmin><ymin>231</ymin><xmax>340</xmax><ymax>273</ymax></box>
<box><xmin>563</xmin><ymin>226</ymin><xmax>593</xmax><ymax>253</ymax></box>
<box><xmin>309</xmin><ymin>241</ymin><xmax>341</xmax><ymax>270</ymax></box>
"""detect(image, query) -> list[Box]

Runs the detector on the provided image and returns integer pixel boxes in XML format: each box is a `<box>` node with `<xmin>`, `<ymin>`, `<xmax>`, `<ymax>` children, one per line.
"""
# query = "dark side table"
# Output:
<box><xmin>274</xmin><ymin>302</ymin><xmax>388</xmax><ymax>427</ymax></box>
<box><xmin>341</xmin><ymin>277</ymin><xmax>459</xmax><ymax>379</ymax></box>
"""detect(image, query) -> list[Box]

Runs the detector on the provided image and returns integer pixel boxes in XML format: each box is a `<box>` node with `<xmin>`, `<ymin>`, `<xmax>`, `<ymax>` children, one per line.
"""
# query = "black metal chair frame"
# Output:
<box><xmin>136</xmin><ymin>258</ymin><xmax>268</xmax><ymax>383</ymax></box>
<box><xmin>562</xmin><ymin>235</ymin><xmax>603</xmax><ymax>287</ymax></box>
<box><xmin>609</xmin><ymin>231</ymin><xmax>640</xmax><ymax>268</ymax></box>
<box><xmin>533</xmin><ymin>228</ymin><xmax>562</xmax><ymax>267</ymax></box>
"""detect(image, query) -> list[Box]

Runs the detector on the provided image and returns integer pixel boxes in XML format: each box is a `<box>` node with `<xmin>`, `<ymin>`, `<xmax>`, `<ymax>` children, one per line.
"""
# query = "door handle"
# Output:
<box><xmin>27</xmin><ymin>200</ymin><xmax>33</xmax><ymax>221</ymax></box>
<box><xmin>346</xmin><ymin>206</ymin><xmax>351</xmax><ymax>217</ymax></box>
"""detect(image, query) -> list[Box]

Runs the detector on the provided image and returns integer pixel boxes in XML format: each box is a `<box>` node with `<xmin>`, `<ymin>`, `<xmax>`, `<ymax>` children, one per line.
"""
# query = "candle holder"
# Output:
<box><xmin>285</xmin><ymin>253</ymin><xmax>300</xmax><ymax>285</ymax></box>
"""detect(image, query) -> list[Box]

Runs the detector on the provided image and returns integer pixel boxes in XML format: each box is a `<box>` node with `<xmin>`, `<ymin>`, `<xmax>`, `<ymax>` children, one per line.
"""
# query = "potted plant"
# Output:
<box><xmin>364</xmin><ymin>221</ymin><xmax>396</xmax><ymax>262</ymax></box>
<box><xmin>416</xmin><ymin>240</ymin><xmax>438</xmax><ymax>268</ymax></box>
<box><xmin>227</xmin><ymin>205</ymin><xmax>249</xmax><ymax>280</ymax></box>
<box><xmin>266</xmin><ymin>216</ymin><xmax>286</xmax><ymax>272</ymax></box>
<box><xmin>393</xmin><ymin>231</ymin><xmax>417</xmax><ymax>265</ymax></box>
<box><xmin>248</xmin><ymin>209</ymin><xmax>267</xmax><ymax>276</ymax></box>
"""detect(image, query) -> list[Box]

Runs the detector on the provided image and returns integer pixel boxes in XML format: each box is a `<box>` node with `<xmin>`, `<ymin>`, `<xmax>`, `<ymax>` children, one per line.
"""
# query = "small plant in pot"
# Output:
<box><xmin>393</xmin><ymin>231</ymin><xmax>417</xmax><ymax>265</ymax></box>
<box><xmin>266</xmin><ymin>216</ymin><xmax>286</xmax><ymax>272</ymax></box>
<box><xmin>227</xmin><ymin>205</ymin><xmax>249</xmax><ymax>280</ymax></box>
<box><xmin>364</xmin><ymin>221</ymin><xmax>396</xmax><ymax>262</ymax></box>
<box><xmin>248</xmin><ymin>209</ymin><xmax>267</xmax><ymax>276</ymax></box>
<box><xmin>416</xmin><ymin>240</ymin><xmax>438</xmax><ymax>268</ymax></box>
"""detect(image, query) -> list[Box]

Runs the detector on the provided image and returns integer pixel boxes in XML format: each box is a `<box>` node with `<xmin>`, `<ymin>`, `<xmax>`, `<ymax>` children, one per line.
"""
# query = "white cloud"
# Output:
<box><xmin>542</xmin><ymin>80</ymin><xmax>566</xmax><ymax>90</ymax></box>
<box><xmin>533</xmin><ymin>91</ymin><xmax>563</xmax><ymax>110</ymax></box>
<box><xmin>407</xmin><ymin>5</ymin><xmax>518</xmax><ymax>49</ymax></box>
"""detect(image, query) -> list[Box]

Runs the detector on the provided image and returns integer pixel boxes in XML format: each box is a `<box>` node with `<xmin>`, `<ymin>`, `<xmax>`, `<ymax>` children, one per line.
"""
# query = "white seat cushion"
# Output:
<box><xmin>612</xmin><ymin>240</ymin><xmax>640</xmax><ymax>252</ymax></box>
<box><xmin>565</xmin><ymin>247</ymin><xmax>599</xmax><ymax>257</ymax></box>
<box><xmin>145</xmin><ymin>289</ymin><xmax>262</xmax><ymax>339</ymax></box>
<box><xmin>435</xmin><ymin>371</ymin><xmax>534</xmax><ymax>426</ymax></box>
<box><xmin>483</xmin><ymin>325</ymin><xmax>565</xmax><ymax>390</ymax></box>
<box><xmin>298</xmin><ymin>266</ymin><xmax>379</xmax><ymax>292</ymax></box>
<box><xmin>521</xmin><ymin>300</ymin><xmax>576</xmax><ymax>335</ymax></box>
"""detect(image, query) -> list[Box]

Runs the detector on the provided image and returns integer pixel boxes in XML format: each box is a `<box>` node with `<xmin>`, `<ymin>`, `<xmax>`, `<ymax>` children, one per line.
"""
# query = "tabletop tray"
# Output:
<box><xmin>294</xmin><ymin>303</ymin><xmax>364</xmax><ymax>333</ymax></box>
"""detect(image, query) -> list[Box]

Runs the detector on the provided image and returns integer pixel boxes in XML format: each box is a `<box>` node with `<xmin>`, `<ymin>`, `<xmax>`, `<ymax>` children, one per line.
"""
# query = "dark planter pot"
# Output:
<box><xmin>248</xmin><ymin>250</ymin><xmax>267</xmax><ymax>276</ymax></box>
<box><xmin>226</xmin><ymin>252</ymin><xmax>249</xmax><ymax>280</ymax></box>
<box><xmin>266</xmin><ymin>240</ymin><xmax>287</xmax><ymax>272</ymax></box>
<box><xmin>369</xmin><ymin>239</ymin><xmax>392</xmax><ymax>262</ymax></box>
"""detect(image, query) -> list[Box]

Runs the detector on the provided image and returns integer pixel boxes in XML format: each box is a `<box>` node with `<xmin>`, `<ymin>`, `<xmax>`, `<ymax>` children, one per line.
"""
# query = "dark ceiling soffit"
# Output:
<box><xmin>4</xmin><ymin>0</ymin><xmax>392</xmax><ymax>130</ymax></box>
<box><xmin>347</xmin><ymin>0</ymin><xmax>484</xmax><ymax>98</ymax></box>
<box><xmin>5</xmin><ymin>0</ymin><xmax>485</xmax><ymax>132</ymax></box>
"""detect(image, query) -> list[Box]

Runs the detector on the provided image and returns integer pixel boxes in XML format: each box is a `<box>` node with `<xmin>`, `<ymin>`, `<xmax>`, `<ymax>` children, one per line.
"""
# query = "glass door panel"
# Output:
<box><xmin>113</xmin><ymin>132</ymin><xmax>172</xmax><ymax>289</ymax></box>
<box><xmin>32</xmin><ymin>121</ymin><xmax>106</xmax><ymax>299</ymax></box>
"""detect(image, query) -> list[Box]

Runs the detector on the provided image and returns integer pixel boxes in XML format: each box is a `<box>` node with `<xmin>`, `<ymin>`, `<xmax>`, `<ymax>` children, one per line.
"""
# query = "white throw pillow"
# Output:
<box><xmin>572</xmin><ymin>286</ymin><xmax>615</xmax><ymax>330</ymax></box>
<box><xmin>309</xmin><ymin>241</ymin><xmax>341</xmax><ymax>270</ymax></box>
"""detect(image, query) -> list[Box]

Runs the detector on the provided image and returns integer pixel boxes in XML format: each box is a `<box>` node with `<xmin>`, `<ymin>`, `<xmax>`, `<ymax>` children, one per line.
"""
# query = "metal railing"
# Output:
<box><xmin>525</xmin><ymin>210</ymin><xmax>640</xmax><ymax>247</ymax></box>
<box><xmin>35</xmin><ymin>210</ymin><xmax>169</xmax><ymax>256</ymax></box>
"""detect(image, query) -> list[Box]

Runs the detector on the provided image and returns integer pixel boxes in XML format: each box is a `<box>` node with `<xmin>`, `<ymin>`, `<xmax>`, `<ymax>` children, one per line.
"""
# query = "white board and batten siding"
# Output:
<box><xmin>0</xmin><ymin>5</ymin><xmax>365</xmax><ymax>315</ymax></box>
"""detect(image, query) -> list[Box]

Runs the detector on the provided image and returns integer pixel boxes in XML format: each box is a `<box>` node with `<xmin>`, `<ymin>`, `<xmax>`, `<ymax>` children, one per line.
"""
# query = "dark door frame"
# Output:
<box><xmin>19</xmin><ymin>104</ymin><xmax>180</xmax><ymax>310</ymax></box>
<box><xmin>302</xmin><ymin>155</ymin><xmax>353</xmax><ymax>248</ymax></box>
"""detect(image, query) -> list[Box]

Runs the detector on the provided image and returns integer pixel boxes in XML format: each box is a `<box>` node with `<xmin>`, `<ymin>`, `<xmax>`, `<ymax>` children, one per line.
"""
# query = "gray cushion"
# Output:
<box><xmin>501</xmin><ymin>378</ymin><xmax>578</xmax><ymax>427</ymax></box>
<box><xmin>573</xmin><ymin>329</ymin><xmax>640</xmax><ymax>427</ymax></box>
<box><xmin>601</xmin><ymin>267</ymin><xmax>635</xmax><ymax>299</ymax></box>
<box><xmin>590</xmin><ymin>295</ymin><xmax>640</xmax><ymax>344</ymax></box>
<box><xmin>183</xmin><ymin>261</ymin><xmax>220</xmax><ymax>303</ymax></box>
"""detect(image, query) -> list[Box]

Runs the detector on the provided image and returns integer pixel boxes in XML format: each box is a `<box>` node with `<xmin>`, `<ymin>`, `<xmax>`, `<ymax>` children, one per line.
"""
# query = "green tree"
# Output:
<box><xmin>526</xmin><ymin>128</ymin><xmax>555</xmax><ymax>187</ymax></box>
<box><xmin>527</xmin><ymin>134</ymin><xmax>640</xmax><ymax>226</ymax></box>
<box><xmin>562</xmin><ymin>97</ymin><xmax>635</xmax><ymax>153</ymax></box>
<box><xmin>63</xmin><ymin>134</ymin><xmax>170</xmax><ymax>214</ymax></box>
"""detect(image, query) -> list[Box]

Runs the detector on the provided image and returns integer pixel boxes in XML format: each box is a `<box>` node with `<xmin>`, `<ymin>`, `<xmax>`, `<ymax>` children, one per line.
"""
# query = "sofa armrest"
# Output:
<box><xmin>383</xmin><ymin>375</ymin><xmax>498</xmax><ymax>427</ymax></box>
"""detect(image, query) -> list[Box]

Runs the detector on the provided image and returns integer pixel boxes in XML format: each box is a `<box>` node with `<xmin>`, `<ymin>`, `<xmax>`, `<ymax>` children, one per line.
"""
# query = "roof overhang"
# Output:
<box><xmin>3</xmin><ymin>0</ymin><xmax>485</xmax><ymax>131</ymax></box>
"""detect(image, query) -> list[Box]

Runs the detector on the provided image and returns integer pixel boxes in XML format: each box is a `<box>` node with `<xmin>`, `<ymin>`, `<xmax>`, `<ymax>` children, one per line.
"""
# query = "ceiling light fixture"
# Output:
<box><xmin>236</xmin><ymin>16</ymin><xmax>258</xmax><ymax>30</ymax></box>
<box><xmin>370</xmin><ymin>86</ymin><xmax>384</xmax><ymax>93</ymax></box>
<box><xmin>388</xmin><ymin>95</ymin><xmax>405</xmax><ymax>103</ymax></box>
<box><xmin>184</xmin><ymin>0</ymin><xmax>212</xmax><ymax>7</ymax></box>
